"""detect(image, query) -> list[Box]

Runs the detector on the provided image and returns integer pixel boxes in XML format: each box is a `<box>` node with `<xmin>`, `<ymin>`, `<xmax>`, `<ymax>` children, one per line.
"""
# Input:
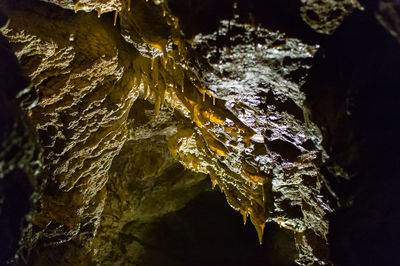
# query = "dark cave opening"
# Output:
<box><xmin>302</xmin><ymin>4</ymin><xmax>400</xmax><ymax>266</ymax></box>
<box><xmin>0</xmin><ymin>170</ymin><xmax>33</xmax><ymax>264</ymax></box>
<box><xmin>120</xmin><ymin>190</ymin><xmax>297</xmax><ymax>266</ymax></box>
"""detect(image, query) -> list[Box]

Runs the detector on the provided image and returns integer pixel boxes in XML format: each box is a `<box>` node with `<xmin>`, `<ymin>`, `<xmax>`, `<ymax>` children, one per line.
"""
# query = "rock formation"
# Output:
<box><xmin>0</xmin><ymin>0</ymin><xmax>399</xmax><ymax>265</ymax></box>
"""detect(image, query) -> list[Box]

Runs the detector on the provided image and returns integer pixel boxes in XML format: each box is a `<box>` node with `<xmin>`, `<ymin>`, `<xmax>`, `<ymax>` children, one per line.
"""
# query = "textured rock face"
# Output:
<box><xmin>0</xmin><ymin>1</ymin><xmax>139</xmax><ymax>263</ymax></box>
<box><xmin>300</xmin><ymin>0</ymin><xmax>363</xmax><ymax>34</ymax></box>
<box><xmin>90</xmin><ymin>100</ymin><xmax>210</xmax><ymax>265</ymax></box>
<box><xmin>169</xmin><ymin>18</ymin><xmax>331</xmax><ymax>264</ymax></box>
<box><xmin>0</xmin><ymin>0</ymin><xmax>399</xmax><ymax>265</ymax></box>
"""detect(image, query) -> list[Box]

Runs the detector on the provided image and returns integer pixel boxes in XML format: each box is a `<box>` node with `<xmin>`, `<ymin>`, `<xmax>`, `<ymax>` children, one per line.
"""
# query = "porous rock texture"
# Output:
<box><xmin>299</xmin><ymin>0</ymin><xmax>363</xmax><ymax>34</ymax></box>
<box><xmin>0</xmin><ymin>0</ymin><xmax>399</xmax><ymax>265</ymax></box>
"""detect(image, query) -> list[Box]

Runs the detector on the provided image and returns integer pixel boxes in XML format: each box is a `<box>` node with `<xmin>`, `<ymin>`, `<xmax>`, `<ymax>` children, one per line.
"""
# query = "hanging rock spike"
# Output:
<box><xmin>197</xmin><ymin>87</ymin><xmax>206</xmax><ymax>102</ymax></box>
<box><xmin>74</xmin><ymin>1</ymin><xmax>82</xmax><ymax>13</ymax></box>
<box><xmin>256</xmin><ymin>223</ymin><xmax>266</xmax><ymax>244</ymax></box>
<box><xmin>163</xmin><ymin>55</ymin><xmax>168</xmax><ymax>68</ymax></box>
<box><xmin>262</xmin><ymin>184</ymin><xmax>266</xmax><ymax>202</ymax></box>
<box><xmin>240</xmin><ymin>209</ymin><xmax>248</xmax><ymax>225</ymax></box>
<box><xmin>175</xmin><ymin>38</ymin><xmax>182</xmax><ymax>55</ymax></box>
<box><xmin>160</xmin><ymin>86</ymin><xmax>166</xmax><ymax>108</ymax></box>
<box><xmin>114</xmin><ymin>10</ymin><xmax>119</xmax><ymax>26</ymax></box>
<box><xmin>212</xmin><ymin>179</ymin><xmax>218</xmax><ymax>189</ymax></box>
<box><xmin>173</xmin><ymin>16</ymin><xmax>179</xmax><ymax>29</ymax></box>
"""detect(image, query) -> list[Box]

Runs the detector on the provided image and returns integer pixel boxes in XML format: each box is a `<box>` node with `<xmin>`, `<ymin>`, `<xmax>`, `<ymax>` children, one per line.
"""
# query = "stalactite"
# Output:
<box><xmin>0</xmin><ymin>0</ymin><xmax>352</xmax><ymax>263</ymax></box>
<box><xmin>114</xmin><ymin>9</ymin><xmax>119</xmax><ymax>26</ymax></box>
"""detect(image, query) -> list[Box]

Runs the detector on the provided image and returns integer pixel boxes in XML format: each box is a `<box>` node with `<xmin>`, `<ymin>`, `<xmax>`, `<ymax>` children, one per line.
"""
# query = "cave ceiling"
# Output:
<box><xmin>1</xmin><ymin>0</ymin><xmax>400</xmax><ymax>265</ymax></box>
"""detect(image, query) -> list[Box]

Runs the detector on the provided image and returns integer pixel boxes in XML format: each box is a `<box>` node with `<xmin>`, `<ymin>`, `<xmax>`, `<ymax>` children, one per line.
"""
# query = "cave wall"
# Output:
<box><xmin>0</xmin><ymin>0</ymin><xmax>399</xmax><ymax>265</ymax></box>
<box><xmin>0</xmin><ymin>13</ymin><xmax>42</xmax><ymax>264</ymax></box>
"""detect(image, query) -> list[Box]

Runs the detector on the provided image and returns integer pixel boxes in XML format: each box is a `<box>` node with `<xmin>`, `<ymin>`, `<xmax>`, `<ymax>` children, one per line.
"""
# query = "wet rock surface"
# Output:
<box><xmin>175</xmin><ymin>17</ymin><xmax>331</xmax><ymax>264</ymax></box>
<box><xmin>0</xmin><ymin>0</ymin><xmax>399</xmax><ymax>265</ymax></box>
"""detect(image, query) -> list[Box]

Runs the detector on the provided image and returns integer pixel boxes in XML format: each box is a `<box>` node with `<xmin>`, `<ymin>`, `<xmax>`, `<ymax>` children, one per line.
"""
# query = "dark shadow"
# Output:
<box><xmin>124</xmin><ymin>191</ymin><xmax>297</xmax><ymax>266</ymax></box>
<box><xmin>302</xmin><ymin>5</ymin><xmax>400</xmax><ymax>266</ymax></box>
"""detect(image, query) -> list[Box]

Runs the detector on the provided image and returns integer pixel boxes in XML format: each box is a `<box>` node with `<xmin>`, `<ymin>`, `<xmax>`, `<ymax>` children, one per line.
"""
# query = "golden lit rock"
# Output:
<box><xmin>3</xmin><ymin>0</ymin><xmax>392</xmax><ymax>265</ymax></box>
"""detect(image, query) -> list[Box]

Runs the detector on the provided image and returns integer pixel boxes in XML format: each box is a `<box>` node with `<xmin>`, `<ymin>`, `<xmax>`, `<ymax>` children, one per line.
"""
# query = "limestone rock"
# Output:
<box><xmin>300</xmin><ymin>0</ymin><xmax>363</xmax><ymax>34</ymax></box>
<box><xmin>1</xmin><ymin>1</ymin><xmax>138</xmax><ymax>263</ymax></box>
<box><xmin>91</xmin><ymin>100</ymin><xmax>209</xmax><ymax>265</ymax></box>
<box><xmin>169</xmin><ymin>17</ymin><xmax>331</xmax><ymax>264</ymax></box>
<box><xmin>1</xmin><ymin>0</ymin><xmax>397</xmax><ymax>265</ymax></box>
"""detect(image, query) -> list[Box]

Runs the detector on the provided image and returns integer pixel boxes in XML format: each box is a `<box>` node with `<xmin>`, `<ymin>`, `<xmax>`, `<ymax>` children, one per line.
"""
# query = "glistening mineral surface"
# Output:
<box><xmin>1</xmin><ymin>0</ymin><xmax>399</xmax><ymax>265</ymax></box>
